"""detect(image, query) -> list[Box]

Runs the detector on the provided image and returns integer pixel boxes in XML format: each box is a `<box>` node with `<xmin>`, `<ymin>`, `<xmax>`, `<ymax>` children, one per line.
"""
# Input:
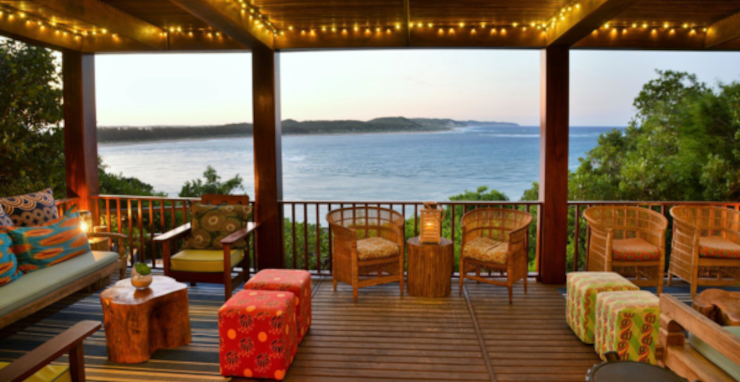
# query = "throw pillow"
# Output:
<box><xmin>183</xmin><ymin>204</ymin><xmax>252</xmax><ymax>250</ymax></box>
<box><xmin>0</xmin><ymin>233</ymin><xmax>20</xmax><ymax>286</ymax></box>
<box><xmin>8</xmin><ymin>210</ymin><xmax>91</xmax><ymax>273</ymax></box>
<box><xmin>0</xmin><ymin>187</ymin><xmax>59</xmax><ymax>227</ymax></box>
<box><xmin>0</xmin><ymin>208</ymin><xmax>13</xmax><ymax>227</ymax></box>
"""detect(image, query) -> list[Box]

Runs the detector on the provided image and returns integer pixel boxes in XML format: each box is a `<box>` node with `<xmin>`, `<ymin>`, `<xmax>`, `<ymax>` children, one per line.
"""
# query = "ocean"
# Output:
<box><xmin>98</xmin><ymin>126</ymin><xmax>620</xmax><ymax>202</ymax></box>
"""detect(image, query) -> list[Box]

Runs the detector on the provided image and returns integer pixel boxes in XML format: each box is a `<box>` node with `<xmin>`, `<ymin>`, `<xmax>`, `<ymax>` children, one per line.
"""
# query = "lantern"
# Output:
<box><xmin>79</xmin><ymin>210</ymin><xmax>93</xmax><ymax>234</ymax></box>
<box><xmin>420</xmin><ymin>202</ymin><xmax>445</xmax><ymax>244</ymax></box>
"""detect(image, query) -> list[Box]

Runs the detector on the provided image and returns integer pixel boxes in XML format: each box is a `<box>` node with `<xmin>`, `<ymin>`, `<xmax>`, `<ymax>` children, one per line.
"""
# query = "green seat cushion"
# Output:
<box><xmin>0</xmin><ymin>251</ymin><xmax>118</xmax><ymax>317</ymax></box>
<box><xmin>0</xmin><ymin>362</ymin><xmax>70</xmax><ymax>382</ymax></box>
<box><xmin>689</xmin><ymin>326</ymin><xmax>740</xmax><ymax>380</ymax></box>
<box><xmin>170</xmin><ymin>249</ymin><xmax>244</xmax><ymax>272</ymax></box>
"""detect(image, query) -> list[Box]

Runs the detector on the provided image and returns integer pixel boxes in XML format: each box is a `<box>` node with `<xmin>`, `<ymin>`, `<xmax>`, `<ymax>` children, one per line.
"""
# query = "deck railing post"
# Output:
<box><xmin>252</xmin><ymin>43</ymin><xmax>285</xmax><ymax>269</ymax></box>
<box><xmin>539</xmin><ymin>45</ymin><xmax>570</xmax><ymax>284</ymax></box>
<box><xmin>62</xmin><ymin>52</ymin><xmax>99</xmax><ymax>220</ymax></box>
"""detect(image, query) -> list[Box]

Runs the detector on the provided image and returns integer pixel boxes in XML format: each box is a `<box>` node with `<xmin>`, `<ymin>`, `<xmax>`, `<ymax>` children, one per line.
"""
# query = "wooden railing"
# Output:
<box><xmin>280</xmin><ymin>200</ymin><xmax>543</xmax><ymax>276</ymax></box>
<box><xmin>92</xmin><ymin>195</ymin><xmax>256</xmax><ymax>270</ymax></box>
<box><xmin>568</xmin><ymin>201</ymin><xmax>740</xmax><ymax>272</ymax></box>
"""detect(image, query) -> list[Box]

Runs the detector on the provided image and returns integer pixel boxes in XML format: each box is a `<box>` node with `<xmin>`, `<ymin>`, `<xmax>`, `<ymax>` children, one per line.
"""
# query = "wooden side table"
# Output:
<box><xmin>693</xmin><ymin>289</ymin><xmax>740</xmax><ymax>326</ymax></box>
<box><xmin>407</xmin><ymin>237</ymin><xmax>454</xmax><ymax>297</ymax></box>
<box><xmin>100</xmin><ymin>276</ymin><xmax>191</xmax><ymax>363</ymax></box>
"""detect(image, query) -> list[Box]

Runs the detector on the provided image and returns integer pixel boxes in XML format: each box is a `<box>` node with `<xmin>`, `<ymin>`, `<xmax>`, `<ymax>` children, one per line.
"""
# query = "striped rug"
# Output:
<box><xmin>0</xmin><ymin>270</ymin><xmax>320</xmax><ymax>382</ymax></box>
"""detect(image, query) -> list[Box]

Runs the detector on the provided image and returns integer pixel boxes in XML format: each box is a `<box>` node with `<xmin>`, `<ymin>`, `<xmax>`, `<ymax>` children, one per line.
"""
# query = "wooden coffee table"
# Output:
<box><xmin>407</xmin><ymin>237</ymin><xmax>454</xmax><ymax>297</ymax></box>
<box><xmin>693</xmin><ymin>289</ymin><xmax>740</xmax><ymax>326</ymax></box>
<box><xmin>100</xmin><ymin>276</ymin><xmax>191</xmax><ymax>363</ymax></box>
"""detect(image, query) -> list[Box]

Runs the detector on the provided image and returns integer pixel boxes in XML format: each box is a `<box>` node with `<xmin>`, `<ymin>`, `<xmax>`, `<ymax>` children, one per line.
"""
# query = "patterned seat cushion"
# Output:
<box><xmin>183</xmin><ymin>203</ymin><xmax>252</xmax><ymax>250</ymax></box>
<box><xmin>462</xmin><ymin>237</ymin><xmax>508</xmax><ymax>265</ymax></box>
<box><xmin>0</xmin><ymin>187</ymin><xmax>58</xmax><ymax>227</ymax></box>
<box><xmin>595</xmin><ymin>291</ymin><xmax>660</xmax><ymax>364</ymax></box>
<box><xmin>0</xmin><ymin>208</ymin><xmax>13</xmax><ymax>227</ymax></box>
<box><xmin>356</xmin><ymin>237</ymin><xmax>400</xmax><ymax>260</ymax></box>
<box><xmin>699</xmin><ymin>236</ymin><xmax>740</xmax><ymax>259</ymax></box>
<box><xmin>612</xmin><ymin>238</ymin><xmax>661</xmax><ymax>261</ymax></box>
<box><xmin>6</xmin><ymin>210</ymin><xmax>91</xmax><ymax>273</ymax></box>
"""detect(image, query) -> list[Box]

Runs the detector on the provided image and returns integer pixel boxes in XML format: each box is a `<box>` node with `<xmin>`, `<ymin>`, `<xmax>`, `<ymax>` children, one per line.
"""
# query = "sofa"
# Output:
<box><xmin>0</xmin><ymin>249</ymin><xmax>121</xmax><ymax>328</ymax></box>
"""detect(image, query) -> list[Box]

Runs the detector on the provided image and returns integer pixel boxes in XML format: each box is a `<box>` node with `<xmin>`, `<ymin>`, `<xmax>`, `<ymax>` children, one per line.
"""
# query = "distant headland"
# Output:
<box><xmin>97</xmin><ymin>117</ymin><xmax>519</xmax><ymax>143</ymax></box>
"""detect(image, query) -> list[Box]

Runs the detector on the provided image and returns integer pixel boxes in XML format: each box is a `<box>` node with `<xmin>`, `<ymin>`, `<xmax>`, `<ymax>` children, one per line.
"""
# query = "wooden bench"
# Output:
<box><xmin>658</xmin><ymin>294</ymin><xmax>740</xmax><ymax>382</ymax></box>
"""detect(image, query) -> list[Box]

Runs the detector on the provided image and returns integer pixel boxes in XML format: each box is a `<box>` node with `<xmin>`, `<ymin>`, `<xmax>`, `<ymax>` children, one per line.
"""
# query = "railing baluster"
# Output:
<box><xmin>148</xmin><ymin>199</ymin><xmax>155</xmax><ymax>268</ymax></box>
<box><xmin>303</xmin><ymin>203</ymin><xmax>308</xmax><ymax>271</ymax></box>
<box><xmin>574</xmin><ymin>204</ymin><xmax>580</xmax><ymax>272</ymax></box>
<box><xmin>105</xmin><ymin>198</ymin><xmax>111</xmax><ymax>231</ymax></box>
<box><xmin>127</xmin><ymin>199</ymin><xmax>134</xmax><ymax>263</ymax></box>
<box><xmin>138</xmin><ymin>199</ymin><xmax>144</xmax><ymax>266</ymax></box>
<box><xmin>327</xmin><ymin>203</ymin><xmax>333</xmax><ymax>273</ymax></box>
<box><xmin>414</xmin><ymin>204</ymin><xmax>418</xmax><ymax>237</ymax></box>
<box><xmin>316</xmin><ymin>203</ymin><xmax>321</xmax><ymax>274</ymax></box>
<box><xmin>292</xmin><ymin>203</ymin><xmax>297</xmax><ymax>269</ymax></box>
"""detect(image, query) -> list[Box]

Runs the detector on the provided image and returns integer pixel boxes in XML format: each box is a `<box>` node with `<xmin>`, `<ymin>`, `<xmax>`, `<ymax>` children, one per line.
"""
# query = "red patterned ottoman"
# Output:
<box><xmin>245</xmin><ymin>269</ymin><xmax>312</xmax><ymax>343</ymax></box>
<box><xmin>219</xmin><ymin>290</ymin><xmax>298</xmax><ymax>380</ymax></box>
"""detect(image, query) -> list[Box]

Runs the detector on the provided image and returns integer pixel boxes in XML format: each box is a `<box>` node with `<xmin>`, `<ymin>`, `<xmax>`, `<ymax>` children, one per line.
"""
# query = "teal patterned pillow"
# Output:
<box><xmin>0</xmin><ymin>233</ymin><xmax>20</xmax><ymax>286</ymax></box>
<box><xmin>0</xmin><ymin>187</ymin><xmax>59</xmax><ymax>227</ymax></box>
<box><xmin>7</xmin><ymin>210</ymin><xmax>91</xmax><ymax>273</ymax></box>
<box><xmin>0</xmin><ymin>208</ymin><xmax>12</xmax><ymax>227</ymax></box>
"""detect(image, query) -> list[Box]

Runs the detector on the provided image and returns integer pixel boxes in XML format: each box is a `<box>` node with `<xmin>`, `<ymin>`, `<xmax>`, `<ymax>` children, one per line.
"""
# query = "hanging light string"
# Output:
<box><xmin>0</xmin><ymin>6</ymin><xmax>119</xmax><ymax>41</ymax></box>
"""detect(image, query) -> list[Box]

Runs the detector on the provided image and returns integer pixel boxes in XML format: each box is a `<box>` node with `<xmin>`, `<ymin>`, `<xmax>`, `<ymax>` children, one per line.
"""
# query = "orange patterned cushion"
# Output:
<box><xmin>356</xmin><ymin>237</ymin><xmax>399</xmax><ymax>260</ymax></box>
<box><xmin>462</xmin><ymin>237</ymin><xmax>508</xmax><ymax>265</ymax></box>
<box><xmin>612</xmin><ymin>238</ymin><xmax>660</xmax><ymax>261</ymax></box>
<box><xmin>699</xmin><ymin>236</ymin><xmax>740</xmax><ymax>259</ymax></box>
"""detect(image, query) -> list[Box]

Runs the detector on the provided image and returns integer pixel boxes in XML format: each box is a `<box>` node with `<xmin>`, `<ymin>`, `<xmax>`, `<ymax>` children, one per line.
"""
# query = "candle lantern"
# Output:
<box><xmin>79</xmin><ymin>210</ymin><xmax>93</xmax><ymax>234</ymax></box>
<box><xmin>420</xmin><ymin>202</ymin><xmax>445</xmax><ymax>244</ymax></box>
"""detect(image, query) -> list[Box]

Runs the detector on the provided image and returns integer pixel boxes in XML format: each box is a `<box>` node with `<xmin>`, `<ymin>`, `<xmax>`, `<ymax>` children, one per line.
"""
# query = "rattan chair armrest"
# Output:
<box><xmin>154</xmin><ymin>223</ymin><xmax>192</xmax><ymax>243</ymax></box>
<box><xmin>221</xmin><ymin>222</ymin><xmax>259</xmax><ymax>246</ymax></box>
<box><xmin>722</xmin><ymin>228</ymin><xmax>740</xmax><ymax>245</ymax></box>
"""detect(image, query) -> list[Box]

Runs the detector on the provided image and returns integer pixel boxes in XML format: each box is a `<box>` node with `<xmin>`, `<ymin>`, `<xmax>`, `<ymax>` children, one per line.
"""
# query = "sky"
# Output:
<box><xmin>94</xmin><ymin>50</ymin><xmax>740</xmax><ymax>127</ymax></box>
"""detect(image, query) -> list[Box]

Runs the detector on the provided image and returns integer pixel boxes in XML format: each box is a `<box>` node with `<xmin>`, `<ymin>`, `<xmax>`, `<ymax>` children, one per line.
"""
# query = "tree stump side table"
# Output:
<box><xmin>407</xmin><ymin>237</ymin><xmax>454</xmax><ymax>297</ymax></box>
<box><xmin>693</xmin><ymin>289</ymin><xmax>740</xmax><ymax>326</ymax></box>
<box><xmin>100</xmin><ymin>276</ymin><xmax>191</xmax><ymax>364</ymax></box>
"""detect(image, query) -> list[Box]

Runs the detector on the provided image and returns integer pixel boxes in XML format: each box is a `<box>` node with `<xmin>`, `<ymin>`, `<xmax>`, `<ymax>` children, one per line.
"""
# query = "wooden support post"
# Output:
<box><xmin>63</xmin><ymin>52</ymin><xmax>99</xmax><ymax>216</ymax></box>
<box><xmin>539</xmin><ymin>46</ymin><xmax>570</xmax><ymax>284</ymax></box>
<box><xmin>252</xmin><ymin>43</ymin><xmax>284</xmax><ymax>270</ymax></box>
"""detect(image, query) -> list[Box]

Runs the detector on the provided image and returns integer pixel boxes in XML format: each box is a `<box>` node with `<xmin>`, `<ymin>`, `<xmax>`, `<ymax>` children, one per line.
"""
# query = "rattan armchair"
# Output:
<box><xmin>669</xmin><ymin>206</ymin><xmax>740</xmax><ymax>299</ymax></box>
<box><xmin>583</xmin><ymin>206</ymin><xmax>668</xmax><ymax>294</ymax></box>
<box><xmin>326</xmin><ymin>207</ymin><xmax>405</xmax><ymax>303</ymax></box>
<box><xmin>459</xmin><ymin>208</ymin><xmax>532</xmax><ymax>304</ymax></box>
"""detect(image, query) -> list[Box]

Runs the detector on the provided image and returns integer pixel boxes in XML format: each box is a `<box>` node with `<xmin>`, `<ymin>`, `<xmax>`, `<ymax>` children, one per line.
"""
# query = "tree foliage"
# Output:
<box><xmin>0</xmin><ymin>40</ymin><xmax>65</xmax><ymax>198</ymax></box>
<box><xmin>178</xmin><ymin>166</ymin><xmax>244</xmax><ymax>197</ymax></box>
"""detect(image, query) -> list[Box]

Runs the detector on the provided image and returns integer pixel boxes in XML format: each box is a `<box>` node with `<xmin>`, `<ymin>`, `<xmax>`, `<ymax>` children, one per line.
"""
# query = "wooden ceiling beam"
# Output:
<box><xmin>0</xmin><ymin>16</ymin><xmax>82</xmax><ymax>51</ymax></box>
<box><xmin>547</xmin><ymin>0</ymin><xmax>640</xmax><ymax>46</ymax></box>
<box><xmin>30</xmin><ymin>0</ymin><xmax>165</xmax><ymax>50</ymax></box>
<box><xmin>705</xmin><ymin>10</ymin><xmax>740</xmax><ymax>49</ymax></box>
<box><xmin>168</xmin><ymin>0</ymin><xmax>273</xmax><ymax>49</ymax></box>
<box><xmin>403</xmin><ymin>0</ymin><xmax>411</xmax><ymax>46</ymax></box>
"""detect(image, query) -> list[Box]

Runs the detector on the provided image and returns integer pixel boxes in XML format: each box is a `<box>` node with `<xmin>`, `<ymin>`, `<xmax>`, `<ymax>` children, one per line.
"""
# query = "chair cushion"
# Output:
<box><xmin>0</xmin><ymin>251</ymin><xmax>118</xmax><ymax>317</ymax></box>
<box><xmin>0</xmin><ymin>187</ymin><xmax>59</xmax><ymax>227</ymax></box>
<box><xmin>689</xmin><ymin>326</ymin><xmax>740</xmax><ymax>381</ymax></box>
<box><xmin>612</xmin><ymin>238</ymin><xmax>660</xmax><ymax>261</ymax></box>
<box><xmin>462</xmin><ymin>237</ymin><xmax>508</xmax><ymax>265</ymax></box>
<box><xmin>356</xmin><ymin>237</ymin><xmax>400</xmax><ymax>260</ymax></box>
<box><xmin>0</xmin><ymin>233</ymin><xmax>20</xmax><ymax>286</ymax></box>
<box><xmin>183</xmin><ymin>203</ymin><xmax>252</xmax><ymax>250</ymax></box>
<box><xmin>0</xmin><ymin>361</ymin><xmax>70</xmax><ymax>382</ymax></box>
<box><xmin>699</xmin><ymin>236</ymin><xmax>740</xmax><ymax>259</ymax></box>
<box><xmin>170</xmin><ymin>249</ymin><xmax>245</xmax><ymax>272</ymax></box>
<box><xmin>7</xmin><ymin>210</ymin><xmax>91</xmax><ymax>273</ymax></box>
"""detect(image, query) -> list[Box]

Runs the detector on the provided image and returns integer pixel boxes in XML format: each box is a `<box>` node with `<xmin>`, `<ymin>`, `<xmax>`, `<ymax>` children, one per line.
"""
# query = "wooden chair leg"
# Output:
<box><xmin>667</xmin><ymin>272</ymin><xmax>673</xmax><ymax>286</ymax></box>
<box><xmin>459</xmin><ymin>258</ymin><xmax>465</xmax><ymax>296</ymax></box>
<box><xmin>68</xmin><ymin>342</ymin><xmax>85</xmax><ymax>382</ymax></box>
<box><xmin>690</xmin><ymin>282</ymin><xmax>698</xmax><ymax>300</ymax></box>
<box><xmin>353</xmin><ymin>287</ymin><xmax>358</xmax><ymax>303</ymax></box>
<box><xmin>224</xmin><ymin>270</ymin><xmax>233</xmax><ymax>301</ymax></box>
<box><xmin>508</xmin><ymin>284</ymin><xmax>513</xmax><ymax>305</ymax></box>
<box><xmin>523</xmin><ymin>275</ymin><xmax>528</xmax><ymax>294</ymax></box>
<box><xmin>333</xmin><ymin>278</ymin><xmax>338</xmax><ymax>291</ymax></box>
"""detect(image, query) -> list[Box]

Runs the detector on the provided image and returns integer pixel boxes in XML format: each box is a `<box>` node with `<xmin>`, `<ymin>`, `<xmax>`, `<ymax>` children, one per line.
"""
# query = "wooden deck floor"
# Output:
<box><xmin>249</xmin><ymin>278</ymin><xmax>600</xmax><ymax>382</ymax></box>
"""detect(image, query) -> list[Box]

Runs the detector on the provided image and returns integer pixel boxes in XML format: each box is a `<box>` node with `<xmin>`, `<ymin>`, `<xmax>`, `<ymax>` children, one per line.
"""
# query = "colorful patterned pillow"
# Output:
<box><xmin>0</xmin><ymin>187</ymin><xmax>59</xmax><ymax>227</ymax></box>
<box><xmin>0</xmin><ymin>208</ymin><xmax>13</xmax><ymax>227</ymax></box>
<box><xmin>7</xmin><ymin>210</ymin><xmax>91</xmax><ymax>273</ymax></box>
<box><xmin>0</xmin><ymin>233</ymin><xmax>20</xmax><ymax>286</ymax></box>
<box><xmin>183</xmin><ymin>204</ymin><xmax>252</xmax><ymax>250</ymax></box>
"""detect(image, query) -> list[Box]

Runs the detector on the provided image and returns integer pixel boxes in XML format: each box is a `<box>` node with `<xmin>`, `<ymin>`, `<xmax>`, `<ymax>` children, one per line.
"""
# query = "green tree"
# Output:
<box><xmin>178</xmin><ymin>166</ymin><xmax>244</xmax><ymax>197</ymax></box>
<box><xmin>0</xmin><ymin>40</ymin><xmax>65</xmax><ymax>198</ymax></box>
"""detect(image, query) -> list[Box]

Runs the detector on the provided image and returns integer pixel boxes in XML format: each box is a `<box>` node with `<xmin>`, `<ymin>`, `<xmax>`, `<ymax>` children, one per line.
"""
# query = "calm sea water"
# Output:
<box><xmin>98</xmin><ymin>126</ymin><xmax>620</xmax><ymax>202</ymax></box>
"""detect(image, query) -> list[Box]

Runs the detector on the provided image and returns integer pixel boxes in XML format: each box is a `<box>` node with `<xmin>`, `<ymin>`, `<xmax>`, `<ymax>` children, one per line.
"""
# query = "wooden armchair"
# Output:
<box><xmin>155</xmin><ymin>195</ymin><xmax>257</xmax><ymax>300</ymax></box>
<box><xmin>658</xmin><ymin>294</ymin><xmax>740</xmax><ymax>382</ymax></box>
<box><xmin>326</xmin><ymin>207</ymin><xmax>405</xmax><ymax>303</ymax></box>
<box><xmin>459</xmin><ymin>208</ymin><xmax>532</xmax><ymax>304</ymax></box>
<box><xmin>0</xmin><ymin>320</ymin><xmax>100</xmax><ymax>382</ymax></box>
<box><xmin>584</xmin><ymin>206</ymin><xmax>668</xmax><ymax>294</ymax></box>
<box><xmin>669</xmin><ymin>206</ymin><xmax>740</xmax><ymax>299</ymax></box>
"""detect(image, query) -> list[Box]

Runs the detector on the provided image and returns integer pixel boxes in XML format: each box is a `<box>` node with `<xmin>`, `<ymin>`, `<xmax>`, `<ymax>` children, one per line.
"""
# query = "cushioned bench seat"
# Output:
<box><xmin>0</xmin><ymin>361</ymin><xmax>69</xmax><ymax>382</ymax></box>
<box><xmin>0</xmin><ymin>251</ymin><xmax>119</xmax><ymax>318</ymax></box>
<box><xmin>689</xmin><ymin>326</ymin><xmax>740</xmax><ymax>381</ymax></box>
